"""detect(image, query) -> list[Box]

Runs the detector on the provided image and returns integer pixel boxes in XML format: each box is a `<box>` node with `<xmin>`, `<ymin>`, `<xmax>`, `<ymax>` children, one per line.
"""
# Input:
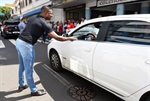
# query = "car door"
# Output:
<box><xmin>93</xmin><ymin>20</ymin><xmax>150</xmax><ymax>97</ymax></box>
<box><xmin>61</xmin><ymin>22</ymin><xmax>103</xmax><ymax>80</ymax></box>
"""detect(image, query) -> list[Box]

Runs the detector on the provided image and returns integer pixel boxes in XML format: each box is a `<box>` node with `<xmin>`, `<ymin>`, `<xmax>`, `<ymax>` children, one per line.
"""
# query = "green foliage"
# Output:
<box><xmin>0</xmin><ymin>6</ymin><xmax>12</xmax><ymax>22</ymax></box>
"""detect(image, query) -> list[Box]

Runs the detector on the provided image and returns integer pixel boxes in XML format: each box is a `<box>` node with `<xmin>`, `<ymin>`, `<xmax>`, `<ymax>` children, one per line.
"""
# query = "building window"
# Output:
<box><xmin>15</xmin><ymin>7</ymin><xmax>17</xmax><ymax>12</ymax></box>
<box><xmin>25</xmin><ymin>0</ymin><xmax>28</xmax><ymax>6</ymax></box>
<box><xmin>22</xmin><ymin>0</ymin><xmax>24</xmax><ymax>7</ymax></box>
<box><xmin>12</xmin><ymin>9</ymin><xmax>14</xmax><ymax>14</ymax></box>
<box><xmin>29</xmin><ymin>0</ymin><xmax>32</xmax><ymax>4</ymax></box>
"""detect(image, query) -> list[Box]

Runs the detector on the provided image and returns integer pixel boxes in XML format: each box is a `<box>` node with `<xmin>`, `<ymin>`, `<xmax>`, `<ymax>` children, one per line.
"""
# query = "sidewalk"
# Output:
<box><xmin>0</xmin><ymin>63</ymin><xmax>54</xmax><ymax>101</ymax></box>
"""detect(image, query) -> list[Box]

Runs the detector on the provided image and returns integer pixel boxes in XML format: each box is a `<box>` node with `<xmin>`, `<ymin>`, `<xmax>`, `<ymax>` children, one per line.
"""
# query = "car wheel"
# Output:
<box><xmin>145</xmin><ymin>96</ymin><xmax>150</xmax><ymax>101</ymax></box>
<box><xmin>50</xmin><ymin>50</ymin><xmax>63</xmax><ymax>72</ymax></box>
<box><xmin>140</xmin><ymin>93</ymin><xmax>150</xmax><ymax>101</ymax></box>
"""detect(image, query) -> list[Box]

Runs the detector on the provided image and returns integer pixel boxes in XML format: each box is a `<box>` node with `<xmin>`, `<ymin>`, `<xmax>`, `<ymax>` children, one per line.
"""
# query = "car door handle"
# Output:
<box><xmin>84</xmin><ymin>48</ymin><xmax>91</xmax><ymax>52</ymax></box>
<box><xmin>145</xmin><ymin>59</ymin><xmax>150</xmax><ymax>65</ymax></box>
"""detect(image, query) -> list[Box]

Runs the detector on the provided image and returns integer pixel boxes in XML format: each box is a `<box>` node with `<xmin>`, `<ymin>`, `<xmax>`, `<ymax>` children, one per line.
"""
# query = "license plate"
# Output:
<box><xmin>13</xmin><ymin>31</ymin><xmax>19</xmax><ymax>33</ymax></box>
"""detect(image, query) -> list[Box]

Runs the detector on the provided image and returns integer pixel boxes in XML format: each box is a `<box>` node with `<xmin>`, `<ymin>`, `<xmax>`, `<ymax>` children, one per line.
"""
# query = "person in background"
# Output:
<box><xmin>80</xmin><ymin>17</ymin><xmax>87</xmax><ymax>24</ymax></box>
<box><xmin>18</xmin><ymin>18</ymin><xmax>26</xmax><ymax>34</ymax></box>
<box><xmin>75</xmin><ymin>20</ymin><xmax>80</xmax><ymax>27</ymax></box>
<box><xmin>58</xmin><ymin>22</ymin><xmax>63</xmax><ymax>35</ymax></box>
<box><xmin>16</xmin><ymin>6</ymin><xmax>76</xmax><ymax>96</ymax></box>
<box><xmin>66</xmin><ymin>20</ymin><xmax>75</xmax><ymax>33</ymax></box>
<box><xmin>63</xmin><ymin>21</ymin><xmax>68</xmax><ymax>34</ymax></box>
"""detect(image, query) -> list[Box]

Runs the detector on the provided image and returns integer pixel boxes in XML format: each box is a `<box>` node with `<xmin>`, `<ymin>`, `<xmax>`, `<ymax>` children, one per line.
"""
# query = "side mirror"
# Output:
<box><xmin>62</xmin><ymin>33</ymin><xmax>68</xmax><ymax>37</ymax></box>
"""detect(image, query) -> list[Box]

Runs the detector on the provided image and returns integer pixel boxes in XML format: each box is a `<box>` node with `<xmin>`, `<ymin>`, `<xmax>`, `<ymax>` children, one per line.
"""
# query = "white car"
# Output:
<box><xmin>47</xmin><ymin>14</ymin><xmax>150</xmax><ymax>101</ymax></box>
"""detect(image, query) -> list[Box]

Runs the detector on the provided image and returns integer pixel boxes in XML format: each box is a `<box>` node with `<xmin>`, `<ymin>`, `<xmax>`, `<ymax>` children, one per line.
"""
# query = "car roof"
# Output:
<box><xmin>4</xmin><ymin>20</ymin><xmax>19</xmax><ymax>23</ymax></box>
<box><xmin>89</xmin><ymin>14</ymin><xmax>150</xmax><ymax>23</ymax></box>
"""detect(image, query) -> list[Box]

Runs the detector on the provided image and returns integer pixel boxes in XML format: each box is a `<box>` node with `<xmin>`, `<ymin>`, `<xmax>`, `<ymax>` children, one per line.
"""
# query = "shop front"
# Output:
<box><xmin>64</xmin><ymin>4</ymin><xmax>85</xmax><ymax>21</ymax></box>
<box><xmin>91</xmin><ymin>0</ymin><xmax>150</xmax><ymax>18</ymax></box>
<box><xmin>51</xmin><ymin>0</ymin><xmax>93</xmax><ymax>22</ymax></box>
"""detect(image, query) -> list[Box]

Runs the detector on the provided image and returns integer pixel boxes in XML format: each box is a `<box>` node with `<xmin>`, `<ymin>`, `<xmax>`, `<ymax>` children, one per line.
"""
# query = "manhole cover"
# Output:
<box><xmin>68</xmin><ymin>85</ymin><xmax>96</xmax><ymax>101</ymax></box>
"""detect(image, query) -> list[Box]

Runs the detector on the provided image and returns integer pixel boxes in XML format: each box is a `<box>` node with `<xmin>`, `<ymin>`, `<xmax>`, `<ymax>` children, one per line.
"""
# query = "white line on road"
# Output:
<box><xmin>9</xmin><ymin>39</ymin><xmax>16</xmax><ymax>46</ymax></box>
<box><xmin>42</xmin><ymin>64</ymin><xmax>73</xmax><ymax>88</ymax></box>
<box><xmin>0</xmin><ymin>40</ymin><xmax>5</xmax><ymax>48</ymax></box>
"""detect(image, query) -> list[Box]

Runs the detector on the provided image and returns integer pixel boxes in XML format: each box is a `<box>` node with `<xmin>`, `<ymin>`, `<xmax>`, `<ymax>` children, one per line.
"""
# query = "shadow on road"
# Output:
<box><xmin>34</xmin><ymin>62</ymin><xmax>123</xmax><ymax>101</ymax></box>
<box><xmin>0</xmin><ymin>90</ymin><xmax>31</xmax><ymax>101</ymax></box>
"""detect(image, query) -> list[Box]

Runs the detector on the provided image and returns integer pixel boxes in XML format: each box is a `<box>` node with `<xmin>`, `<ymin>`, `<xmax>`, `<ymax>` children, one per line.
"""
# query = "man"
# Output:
<box><xmin>16</xmin><ymin>6</ymin><xmax>76</xmax><ymax>96</ymax></box>
<box><xmin>80</xmin><ymin>17</ymin><xmax>87</xmax><ymax>24</ymax></box>
<box><xmin>18</xmin><ymin>18</ymin><xmax>26</xmax><ymax>33</ymax></box>
<box><xmin>66</xmin><ymin>20</ymin><xmax>75</xmax><ymax>33</ymax></box>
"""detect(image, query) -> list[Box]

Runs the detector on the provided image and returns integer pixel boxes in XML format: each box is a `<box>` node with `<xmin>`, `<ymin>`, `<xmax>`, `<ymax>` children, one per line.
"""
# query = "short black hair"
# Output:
<box><xmin>81</xmin><ymin>17</ymin><xmax>86</xmax><ymax>19</ymax></box>
<box><xmin>41</xmin><ymin>6</ymin><xmax>52</xmax><ymax>13</ymax></box>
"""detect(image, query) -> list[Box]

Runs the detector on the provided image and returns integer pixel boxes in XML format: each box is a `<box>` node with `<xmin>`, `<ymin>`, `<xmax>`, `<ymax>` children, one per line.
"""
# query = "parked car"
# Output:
<box><xmin>47</xmin><ymin>14</ymin><xmax>150</xmax><ymax>101</ymax></box>
<box><xmin>1</xmin><ymin>20</ymin><xmax>20</xmax><ymax>38</ymax></box>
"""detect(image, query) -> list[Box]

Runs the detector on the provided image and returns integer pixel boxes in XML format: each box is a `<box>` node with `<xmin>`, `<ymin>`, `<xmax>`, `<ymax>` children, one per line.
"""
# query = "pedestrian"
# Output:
<box><xmin>15</xmin><ymin>6</ymin><xmax>76</xmax><ymax>96</ymax></box>
<box><xmin>18</xmin><ymin>18</ymin><xmax>26</xmax><ymax>34</ymax></box>
<box><xmin>66</xmin><ymin>20</ymin><xmax>75</xmax><ymax>33</ymax></box>
<box><xmin>80</xmin><ymin>17</ymin><xmax>87</xmax><ymax>24</ymax></box>
<box><xmin>58</xmin><ymin>22</ymin><xmax>63</xmax><ymax>35</ymax></box>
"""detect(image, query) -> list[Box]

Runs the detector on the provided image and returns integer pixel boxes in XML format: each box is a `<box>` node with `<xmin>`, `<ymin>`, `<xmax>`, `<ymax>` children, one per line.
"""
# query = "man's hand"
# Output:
<box><xmin>48</xmin><ymin>31</ymin><xmax>77</xmax><ymax>41</ymax></box>
<box><xmin>68</xmin><ymin>37</ymin><xmax>77</xmax><ymax>41</ymax></box>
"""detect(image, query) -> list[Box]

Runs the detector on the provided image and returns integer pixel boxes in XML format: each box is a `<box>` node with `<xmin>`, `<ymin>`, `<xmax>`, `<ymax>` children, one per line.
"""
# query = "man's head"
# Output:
<box><xmin>41</xmin><ymin>6</ymin><xmax>53</xmax><ymax>20</ymax></box>
<box><xmin>81</xmin><ymin>17</ymin><xmax>86</xmax><ymax>21</ymax></box>
<box><xmin>20</xmin><ymin>18</ymin><xmax>27</xmax><ymax>23</ymax></box>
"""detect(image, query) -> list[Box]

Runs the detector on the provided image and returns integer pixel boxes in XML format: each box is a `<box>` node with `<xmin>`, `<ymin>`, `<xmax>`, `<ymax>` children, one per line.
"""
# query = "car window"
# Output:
<box><xmin>105</xmin><ymin>20</ymin><xmax>150</xmax><ymax>45</ymax></box>
<box><xmin>71</xmin><ymin>22</ymin><xmax>102</xmax><ymax>41</ymax></box>
<box><xmin>4</xmin><ymin>20</ymin><xmax>20</xmax><ymax>25</ymax></box>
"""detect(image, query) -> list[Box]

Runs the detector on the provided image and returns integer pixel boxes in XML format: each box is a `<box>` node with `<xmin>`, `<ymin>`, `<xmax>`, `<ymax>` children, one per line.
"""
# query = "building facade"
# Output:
<box><xmin>11</xmin><ymin>0</ymin><xmax>52</xmax><ymax>20</ymax></box>
<box><xmin>11</xmin><ymin>0</ymin><xmax>150</xmax><ymax>23</ymax></box>
<box><xmin>52</xmin><ymin>0</ymin><xmax>150</xmax><ymax>22</ymax></box>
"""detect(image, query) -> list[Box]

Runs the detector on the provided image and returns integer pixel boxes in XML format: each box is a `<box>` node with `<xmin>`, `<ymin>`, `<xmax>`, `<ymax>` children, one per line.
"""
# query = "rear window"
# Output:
<box><xmin>105</xmin><ymin>20</ymin><xmax>150</xmax><ymax>45</ymax></box>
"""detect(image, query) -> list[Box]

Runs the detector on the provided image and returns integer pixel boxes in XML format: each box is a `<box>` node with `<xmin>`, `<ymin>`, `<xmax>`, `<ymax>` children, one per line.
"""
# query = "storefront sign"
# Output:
<box><xmin>97</xmin><ymin>0</ymin><xmax>137</xmax><ymax>7</ymax></box>
<box><xmin>52</xmin><ymin>0</ymin><xmax>74</xmax><ymax>5</ymax></box>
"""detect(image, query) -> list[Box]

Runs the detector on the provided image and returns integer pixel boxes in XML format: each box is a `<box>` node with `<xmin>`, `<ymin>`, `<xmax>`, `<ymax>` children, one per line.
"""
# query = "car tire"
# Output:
<box><xmin>50</xmin><ymin>50</ymin><xmax>63</xmax><ymax>72</ymax></box>
<box><xmin>145</xmin><ymin>96</ymin><xmax>150</xmax><ymax>101</ymax></box>
<box><xmin>140</xmin><ymin>93</ymin><xmax>150</xmax><ymax>101</ymax></box>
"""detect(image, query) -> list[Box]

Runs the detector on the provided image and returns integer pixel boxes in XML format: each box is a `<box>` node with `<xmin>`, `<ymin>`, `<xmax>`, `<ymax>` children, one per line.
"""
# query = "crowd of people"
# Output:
<box><xmin>40</xmin><ymin>17</ymin><xmax>87</xmax><ymax>43</ymax></box>
<box><xmin>18</xmin><ymin>16</ymin><xmax>87</xmax><ymax>44</ymax></box>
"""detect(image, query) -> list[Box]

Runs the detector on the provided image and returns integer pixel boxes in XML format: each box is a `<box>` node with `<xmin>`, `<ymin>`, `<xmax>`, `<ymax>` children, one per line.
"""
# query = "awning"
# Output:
<box><xmin>12</xmin><ymin>8</ymin><xmax>41</xmax><ymax>20</ymax></box>
<box><xmin>23</xmin><ymin>8</ymin><xmax>41</xmax><ymax>17</ymax></box>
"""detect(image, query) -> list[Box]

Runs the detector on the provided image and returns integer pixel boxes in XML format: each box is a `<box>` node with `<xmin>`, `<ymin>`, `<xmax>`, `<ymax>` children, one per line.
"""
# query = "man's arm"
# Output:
<box><xmin>48</xmin><ymin>31</ymin><xmax>76</xmax><ymax>41</ymax></box>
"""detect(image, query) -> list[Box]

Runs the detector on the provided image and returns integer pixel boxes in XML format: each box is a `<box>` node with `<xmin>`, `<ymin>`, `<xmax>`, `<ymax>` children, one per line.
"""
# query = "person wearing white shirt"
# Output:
<box><xmin>80</xmin><ymin>17</ymin><xmax>87</xmax><ymax>24</ymax></box>
<box><xmin>18</xmin><ymin>18</ymin><xmax>26</xmax><ymax>34</ymax></box>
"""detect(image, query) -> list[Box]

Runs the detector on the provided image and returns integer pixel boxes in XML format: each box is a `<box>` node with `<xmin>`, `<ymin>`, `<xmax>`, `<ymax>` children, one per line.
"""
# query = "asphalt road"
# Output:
<box><xmin>0</xmin><ymin>36</ymin><xmax>123</xmax><ymax>101</ymax></box>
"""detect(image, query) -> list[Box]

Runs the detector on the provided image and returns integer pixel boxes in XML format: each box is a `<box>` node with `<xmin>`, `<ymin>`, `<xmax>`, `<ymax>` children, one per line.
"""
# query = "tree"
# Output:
<box><xmin>0</xmin><ymin>6</ymin><xmax>12</xmax><ymax>22</ymax></box>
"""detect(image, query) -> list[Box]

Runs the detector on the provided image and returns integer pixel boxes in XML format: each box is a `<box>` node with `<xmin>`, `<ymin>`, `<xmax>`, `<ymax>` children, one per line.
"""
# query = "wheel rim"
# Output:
<box><xmin>51</xmin><ymin>53</ymin><xmax>59</xmax><ymax>69</ymax></box>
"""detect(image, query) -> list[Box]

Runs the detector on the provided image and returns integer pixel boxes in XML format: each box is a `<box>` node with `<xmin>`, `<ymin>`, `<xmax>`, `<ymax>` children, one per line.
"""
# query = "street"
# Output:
<box><xmin>0</xmin><ymin>36</ymin><xmax>123</xmax><ymax>101</ymax></box>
